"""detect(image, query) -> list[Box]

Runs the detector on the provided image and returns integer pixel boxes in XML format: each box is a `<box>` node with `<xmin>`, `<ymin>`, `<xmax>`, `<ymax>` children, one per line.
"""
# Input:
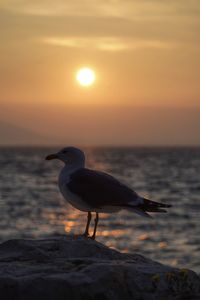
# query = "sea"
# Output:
<box><xmin>0</xmin><ymin>146</ymin><xmax>199</xmax><ymax>273</ymax></box>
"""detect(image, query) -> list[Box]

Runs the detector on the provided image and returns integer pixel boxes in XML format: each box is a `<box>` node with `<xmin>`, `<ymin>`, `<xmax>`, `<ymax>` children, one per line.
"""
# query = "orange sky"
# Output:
<box><xmin>0</xmin><ymin>0</ymin><xmax>200</xmax><ymax>145</ymax></box>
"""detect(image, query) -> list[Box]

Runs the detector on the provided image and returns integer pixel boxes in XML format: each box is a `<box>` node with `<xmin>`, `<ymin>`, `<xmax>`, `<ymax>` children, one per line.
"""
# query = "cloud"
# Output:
<box><xmin>42</xmin><ymin>36</ymin><xmax>174</xmax><ymax>51</ymax></box>
<box><xmin>1</xmin><ymin>0</ymin><xmax>200</xmax><ymax>20</ymax></box>
<box><xmin>1</xmin><ymin>0</ymin><xmax>199</xmax><ymax>48</ymax></box>
<box><xmin>0</xmin><ymin>0</ymin><xmax>117</xmax><ymax>17</ymax></box>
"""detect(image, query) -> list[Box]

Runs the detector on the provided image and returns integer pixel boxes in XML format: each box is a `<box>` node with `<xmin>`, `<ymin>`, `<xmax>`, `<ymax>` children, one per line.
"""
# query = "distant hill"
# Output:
<box><xmin>0</xmin><ymin>121</ymin><xmax>55</xmax><ymax>146</ymax></box>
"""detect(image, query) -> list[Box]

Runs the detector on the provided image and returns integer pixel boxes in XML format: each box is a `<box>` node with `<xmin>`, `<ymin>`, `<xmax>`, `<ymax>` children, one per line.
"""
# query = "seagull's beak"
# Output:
<box><xmin>45</xmin><ymin>153</ymin><xmax>58</xmax><ymax>160</ymax></box>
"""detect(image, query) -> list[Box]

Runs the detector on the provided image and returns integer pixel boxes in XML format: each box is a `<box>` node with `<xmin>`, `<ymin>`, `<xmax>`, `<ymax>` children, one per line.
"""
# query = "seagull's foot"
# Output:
<box><xmin>71</xmin><ymin>233</ymin><xmax>90</xmax><ymax>240</ymax></box>
<box><xmin>82</xmin><ymin>232</ymin><xmax>90</xmax><ymax>239</ymax></box>
<box><xmin>72</xmin><ymin>233</ymin><xmax>96</xmax><ymax>240</ymax></box>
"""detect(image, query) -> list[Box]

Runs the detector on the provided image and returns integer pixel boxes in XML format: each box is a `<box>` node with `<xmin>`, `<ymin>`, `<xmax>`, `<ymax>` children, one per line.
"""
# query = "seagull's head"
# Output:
<box><xmin>45</xmin><ymin>146</ymin><xmax>85</xmax><ymax>165</ymax></box>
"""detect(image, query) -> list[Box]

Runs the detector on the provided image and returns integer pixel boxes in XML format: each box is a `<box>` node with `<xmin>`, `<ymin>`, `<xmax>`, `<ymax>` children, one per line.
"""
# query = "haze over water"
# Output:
<box><xmin>0</xmin><ymin>146</ymin><xmax>199</xmax><ymax>273</ymax></box>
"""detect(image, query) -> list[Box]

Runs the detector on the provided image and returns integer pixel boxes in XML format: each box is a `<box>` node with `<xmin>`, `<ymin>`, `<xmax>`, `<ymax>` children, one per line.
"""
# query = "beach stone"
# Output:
<box><xmin>0</xmin><ymin>235</ymin><xmax>199</xmax><ymax>300</ymax></box>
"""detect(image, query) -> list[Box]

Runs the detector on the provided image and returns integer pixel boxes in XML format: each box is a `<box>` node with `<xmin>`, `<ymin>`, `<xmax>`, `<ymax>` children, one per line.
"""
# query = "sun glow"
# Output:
<box><xmin>76</xmin><ymin>67</ymin><xmax>95</xmax><ymax>86</ymax></box>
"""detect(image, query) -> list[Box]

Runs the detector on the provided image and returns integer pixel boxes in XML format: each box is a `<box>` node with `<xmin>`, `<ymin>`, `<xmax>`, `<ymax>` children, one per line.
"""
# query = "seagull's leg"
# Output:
<box><xmin>83</xmin><ymin>211</ymin><xmax>92</xmax><ymax>237</ymax></box>
<box><xmin>91</xmin><ymin>212</ymin><xmax>99</xmax><ymax>240</ymax></box>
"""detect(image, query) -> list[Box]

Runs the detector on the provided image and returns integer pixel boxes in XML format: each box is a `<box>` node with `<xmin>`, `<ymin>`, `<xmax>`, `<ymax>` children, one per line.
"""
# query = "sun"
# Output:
<box><xmin>76</xmin><ymin>67</ymin><xmax>95</xmax><ymax>86</ymax></box>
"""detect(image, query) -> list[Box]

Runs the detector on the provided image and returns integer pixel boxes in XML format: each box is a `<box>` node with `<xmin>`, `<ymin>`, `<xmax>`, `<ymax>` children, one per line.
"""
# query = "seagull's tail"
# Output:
<box><xmin>123</xmin><ymin>197</ymin><xmax>172</xmax><ymax>218</ymax></box>
<box><xmin>127</xmin><ymin>206</ymin><xmax>153</xmax><ymax>218</ymax></box>
<box><xmin>139</xmin><ymin>198</ymin><xmax>172</xmax><ymax>213</ymax></box>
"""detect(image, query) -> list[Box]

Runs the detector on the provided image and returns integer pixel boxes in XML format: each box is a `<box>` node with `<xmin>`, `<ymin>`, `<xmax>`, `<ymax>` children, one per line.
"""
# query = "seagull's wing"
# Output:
<box><xmin>67</xmin><ymin>168</ymin><xmax>139</xmax><ymax>209</ymax></box>
<box><xmin>67</xmin><ymin>168</ymin><xmax>172</xmax><ymax>217</ymax></box>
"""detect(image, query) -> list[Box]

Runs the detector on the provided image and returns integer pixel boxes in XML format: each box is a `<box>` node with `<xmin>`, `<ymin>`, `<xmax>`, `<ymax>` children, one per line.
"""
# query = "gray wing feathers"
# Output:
<box><xmin>67</xmin><ymin>168</ymin><xmax>138</xmax><ymax>208</ymax></box>
<box><xmin>67</xmin><ymin>168</ymin><xmax>171</xmax><ymax>216</ymax></box>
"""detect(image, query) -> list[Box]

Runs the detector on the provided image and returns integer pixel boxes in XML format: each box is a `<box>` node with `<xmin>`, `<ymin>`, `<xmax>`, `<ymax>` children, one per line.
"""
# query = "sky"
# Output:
<box><xmin>0</xmin><ymin>0</ymin><xmax>200</xmax><ymax>146</ymax></box>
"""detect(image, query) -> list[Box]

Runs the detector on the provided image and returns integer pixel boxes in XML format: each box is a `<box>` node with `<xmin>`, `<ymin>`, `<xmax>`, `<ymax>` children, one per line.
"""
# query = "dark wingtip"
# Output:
<box><xmin>165</xmin><ymin>204</ymin><xmax>172</xmax><ymax>208</ymax></box>
<box><xmin>157</xmin><ymin>209</ymin><xmax>167</xmax><ymax>213</ymax></box>
<box><xmin>143</xmin><ymin>198</ymin><xmax>172</xmax><ymax>208</ymax></box>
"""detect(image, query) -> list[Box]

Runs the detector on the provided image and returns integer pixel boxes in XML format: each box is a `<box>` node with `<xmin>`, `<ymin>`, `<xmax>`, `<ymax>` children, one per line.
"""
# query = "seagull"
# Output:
<box><xmin>45</xmin><ymin>147</ymin><xmax>171</xmax><ymax>239</ymax></box>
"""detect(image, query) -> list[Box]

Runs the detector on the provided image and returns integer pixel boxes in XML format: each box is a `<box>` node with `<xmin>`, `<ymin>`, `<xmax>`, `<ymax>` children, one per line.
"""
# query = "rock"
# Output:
<box><xmin>0</xmin><ymin>235</ymin><xmax>199</xmax><ymax>300</ymax></box>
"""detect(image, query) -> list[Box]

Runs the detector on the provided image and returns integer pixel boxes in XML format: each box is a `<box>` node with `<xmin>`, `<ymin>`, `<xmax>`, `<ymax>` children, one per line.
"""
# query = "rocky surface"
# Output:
<box><xmin>0</xmin><ymin>235</ymin><xmax>199</xmax><ymax>300</ymax></box>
